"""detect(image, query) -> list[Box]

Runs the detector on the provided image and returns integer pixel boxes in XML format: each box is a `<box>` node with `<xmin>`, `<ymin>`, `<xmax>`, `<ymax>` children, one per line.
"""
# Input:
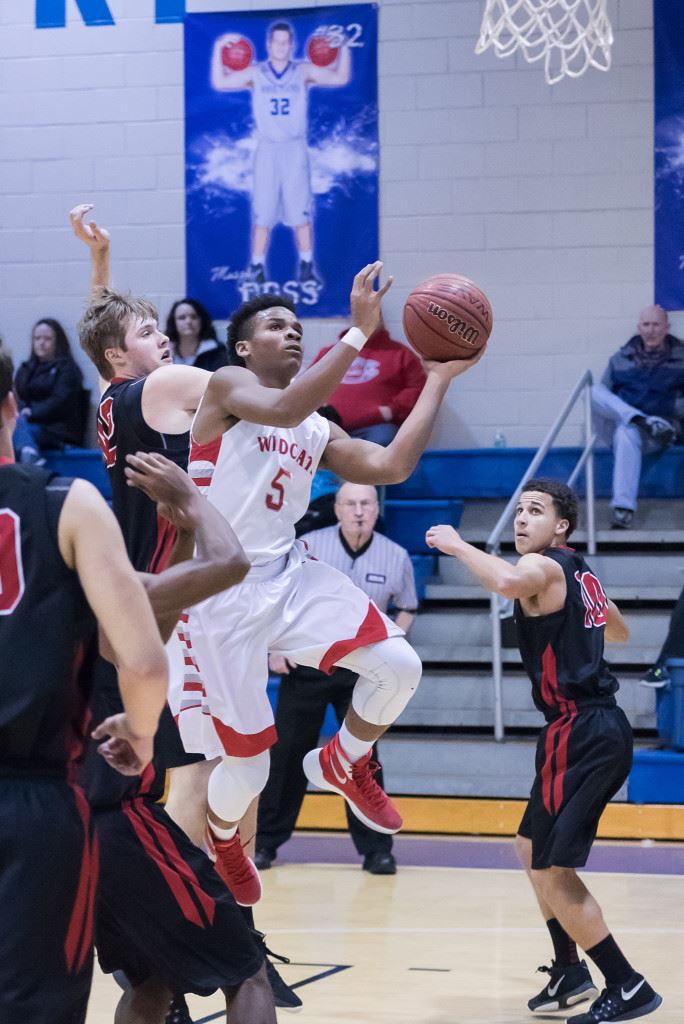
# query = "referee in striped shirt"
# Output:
<box><xmin>256</xmin><ymin>481</ymin><xmax>418</xmax><ymax>875</ymax></box>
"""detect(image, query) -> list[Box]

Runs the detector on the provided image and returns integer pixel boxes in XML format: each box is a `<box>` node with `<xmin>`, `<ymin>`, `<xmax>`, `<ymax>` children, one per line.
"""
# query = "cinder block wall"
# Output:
<box><xmin>0</xmin><ymin>0</ymin><xmax>653</xmax><ymax>446</ymax></box>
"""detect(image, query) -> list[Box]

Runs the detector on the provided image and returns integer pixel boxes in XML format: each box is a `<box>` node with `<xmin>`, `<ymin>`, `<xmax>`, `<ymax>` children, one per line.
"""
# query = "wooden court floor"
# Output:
<box><xmin>86</xmin><ymin>840</ymin><xmax>681</xmax><ymax>1023</ymax></box>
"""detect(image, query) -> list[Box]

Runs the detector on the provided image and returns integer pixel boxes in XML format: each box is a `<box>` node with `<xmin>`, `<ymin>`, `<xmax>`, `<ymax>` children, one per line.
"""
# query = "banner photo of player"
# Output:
<box><xmin>655</xmin><ymin>0</ymin><xmax>684</xmax><ymax>309</ymax></box>
<box><xmin>185</xmin><ymin>5</ymin><xmax>378</xmax><ymax>319</ymax></box>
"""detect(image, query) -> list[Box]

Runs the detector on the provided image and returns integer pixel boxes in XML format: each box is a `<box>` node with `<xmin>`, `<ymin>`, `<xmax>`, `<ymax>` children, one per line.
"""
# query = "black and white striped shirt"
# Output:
<box><xmin>303</xmin><ymin>525</ymin><xmax>418</xmax><ymax>615</ymax></box>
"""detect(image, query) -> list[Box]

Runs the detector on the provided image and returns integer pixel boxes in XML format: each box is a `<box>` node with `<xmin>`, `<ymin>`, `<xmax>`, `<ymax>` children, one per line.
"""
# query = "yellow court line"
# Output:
<box><xmin>296</xmin><ymin>793</ymin><xmax>684</xmax><ymax>841</ymax></box>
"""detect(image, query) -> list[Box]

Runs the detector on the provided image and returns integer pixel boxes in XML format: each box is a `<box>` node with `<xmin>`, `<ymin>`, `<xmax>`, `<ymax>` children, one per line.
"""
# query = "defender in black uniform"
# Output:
<box><xmin>78</xmin><ymin>451</ymin><xmax>276</xmax><ymax>1023</ymax></box>
<box><xmin>426</xmin><ymin>479</ymin><xmax>662</xmax><ymax>1024</ymax></box>
<box><xmin>0</xmin><ymin>463</ymin><xmax>167</xmax><ymax>1024</ymax></box>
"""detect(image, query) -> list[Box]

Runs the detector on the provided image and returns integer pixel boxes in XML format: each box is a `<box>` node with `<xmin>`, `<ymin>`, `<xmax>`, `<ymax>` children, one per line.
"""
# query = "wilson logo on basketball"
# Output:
<box><xmin>426</xmin><ymin>302</ymin><xmax>480</xmax><ymax>345</ymax></box>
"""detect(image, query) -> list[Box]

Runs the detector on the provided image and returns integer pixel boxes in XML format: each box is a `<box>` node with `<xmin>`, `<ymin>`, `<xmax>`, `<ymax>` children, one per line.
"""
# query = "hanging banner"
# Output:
<box><xmin>655</xmin><ymin>0</ymin><xmax>684</xmax><ymax>310</ymax></box>
<box><xmin>185</xmin><ymin>5</ymin><xmax>378</xmax><ymax>319</ymax></box>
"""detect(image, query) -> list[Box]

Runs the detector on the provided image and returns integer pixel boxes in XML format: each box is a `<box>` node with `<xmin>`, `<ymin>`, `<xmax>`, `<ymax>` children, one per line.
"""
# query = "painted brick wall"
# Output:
<box><xmin>0</xmin><ymin>0</ymin><xmax>654</xmax><ymax>447</ymax></box>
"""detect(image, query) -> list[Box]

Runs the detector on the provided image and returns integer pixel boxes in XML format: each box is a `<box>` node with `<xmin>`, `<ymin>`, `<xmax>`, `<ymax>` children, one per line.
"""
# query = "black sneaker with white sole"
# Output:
<box><xmin>529</xmin><ymin>960</ymin><xmax>598</xmax><ymax>1013</ymax></box>
<box><xmin>566</xmin><ymin>974</ymin><xmax>662</xmax><ymax>1024</ymax></box>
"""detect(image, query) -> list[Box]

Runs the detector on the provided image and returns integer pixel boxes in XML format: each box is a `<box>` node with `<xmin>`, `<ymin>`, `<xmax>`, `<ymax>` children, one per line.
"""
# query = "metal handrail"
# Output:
<box><xmin>486</xmin><ymin>370</ymin><xmax>596</xmax><ymax>742</ymax></box>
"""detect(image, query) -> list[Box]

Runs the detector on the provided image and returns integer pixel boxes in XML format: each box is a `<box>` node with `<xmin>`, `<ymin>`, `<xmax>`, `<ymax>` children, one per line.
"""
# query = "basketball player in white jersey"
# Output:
<box><xmin>180</xmin><ymin>264</ymin><xmax>484</xmax><ymax>900</ymax></box>
<box><xmin>210</xmin><ymin>21</ymin><xmax>351</xmax><ymax>285</ymax></box>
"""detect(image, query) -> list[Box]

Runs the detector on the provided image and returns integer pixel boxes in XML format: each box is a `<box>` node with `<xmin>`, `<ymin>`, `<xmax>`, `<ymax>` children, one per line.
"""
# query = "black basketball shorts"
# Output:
<box><xmin>94</xmin><ymin>797</ymin><xmax>263</xmax><ymax>996</ymax></box>
<box><xmin>518</xmin><ymin>705</ymin><xmax>633</xmax><ymax>870</ymax></box>
<box><xmin>0</xmin><ymin>776</ymin><xmax>96</xmax><ymax>1024</ymax></box>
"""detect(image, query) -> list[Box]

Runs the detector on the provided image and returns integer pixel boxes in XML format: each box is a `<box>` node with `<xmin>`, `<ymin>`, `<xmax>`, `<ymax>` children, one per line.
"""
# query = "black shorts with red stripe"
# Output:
<box><xmin>0</xmin><ymin>775</ymin><xmax>96</xmax><ymax>1024</ymax></box>
<box><xmin>94</xmin><ymin>797</ymin><xmax>263</xmax><ymax>996</ymax></box>
<box><xmin>518</xmin><ymin>705</ymin><xmax>633</xmax><ymax>870</ymax></box>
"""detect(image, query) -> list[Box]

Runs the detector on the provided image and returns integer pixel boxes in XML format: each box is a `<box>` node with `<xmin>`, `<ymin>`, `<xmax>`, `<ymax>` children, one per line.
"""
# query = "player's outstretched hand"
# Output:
<box><xmin>92</xmin><ymin>714</ymin><xmax>154</xmax><ymax>776</ymax></box>
<box><xmin>125</xmin><ymin>452</ymin><xmax>200</xmax><ymax>529</ymax></box>
<box><xmin>423</xmin><ymin>345</ymin><xmax>487</xmax><ymax>382</ymax></box>
<box><xmin>69</xmin><ymin>203</ymin><xmax>110</xmax><ymax>253</ymax></box>
<box><xmin>425</xmin><ymin>524</ymin><xmax>463</xmax><ymax>555</ymax></box>
<box><xmin>350</xmin><ymin>261</ymin><xmax>393</xmax><ymax>339</ymax></box>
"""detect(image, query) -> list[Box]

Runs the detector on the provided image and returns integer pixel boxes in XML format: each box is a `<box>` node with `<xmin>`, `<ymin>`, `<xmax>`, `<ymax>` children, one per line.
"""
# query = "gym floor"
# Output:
<box><xmin>86</xmin><ymin>833</ymin><xmax>681</xmax><ymax>1023</ymax></box>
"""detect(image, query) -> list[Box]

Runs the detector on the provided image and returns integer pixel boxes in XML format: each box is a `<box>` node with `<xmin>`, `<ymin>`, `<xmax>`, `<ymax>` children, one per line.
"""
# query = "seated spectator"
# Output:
<box><xmin>592</xmin><ymin>305</ymin><xmax>684</xmax><ymax>528</ymax></box>
<box><xmin>641</xmin><ymin>582</ymin><xmax>684</xmax><ymax>687</ymax></box>
<box><xmin>165</xmin><ymin>297</ymin><xmax>227</xmax><ymax>371</ymax></box>
<box><xmin>310</xmin><ymin>312</ymin><xmax>426</xmax><ymax>445</ymax></box>
<box><xmin>14</xmin><ymin>318</ymin><xmax>84</xmax><ymax>462</ymax></box>
<box><xmin>256</xmin><ymin>481</ymin><xmax>418</xmax><ymax>876</ymax></box>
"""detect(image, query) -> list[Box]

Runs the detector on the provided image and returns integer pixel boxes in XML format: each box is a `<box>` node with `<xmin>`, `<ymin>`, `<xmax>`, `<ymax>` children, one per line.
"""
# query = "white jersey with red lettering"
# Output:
<box><xmin>188</xmin><ymin>411</ymin><xmax>330</xmax><ymax>566</ymax></box>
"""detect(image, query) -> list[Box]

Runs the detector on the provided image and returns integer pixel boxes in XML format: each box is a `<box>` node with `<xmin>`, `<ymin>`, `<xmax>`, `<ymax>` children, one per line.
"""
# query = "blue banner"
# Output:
<box><xmin>185</xmin><ymin>5</ymin><xmax>378</xmax><ymax>319</ymax></box>
<box><xmin>655</xmin><ymin>0</ymin><xmax>684</xmax><ymax>310</ymax></box>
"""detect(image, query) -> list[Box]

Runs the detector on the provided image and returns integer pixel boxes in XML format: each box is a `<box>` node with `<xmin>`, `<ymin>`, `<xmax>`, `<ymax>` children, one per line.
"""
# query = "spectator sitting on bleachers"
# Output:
<box><xmin>592</xmin><ymin>305</ymin><xmax>684</xmax><ymax>529</ymax></box>
<box><xmin>165</xmin><ymin>297</ymin><xmax>228</xmax><ymax>371</ymax></box>
<box><xmin>14</xmin><ymin>318</ymin><xmax>85</xmax><ymax>463</ymax></box>
<box><xmin>310</xmin><ymin>312</ymin><xmax>426</xmax><ymax>445</ymax></box>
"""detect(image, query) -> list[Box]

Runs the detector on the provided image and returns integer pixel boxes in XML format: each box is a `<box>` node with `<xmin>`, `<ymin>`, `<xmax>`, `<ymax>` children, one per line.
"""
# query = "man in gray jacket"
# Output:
<box><xmin>592</xmin><ymin>305</ymin><xmax>684</xmax><ymax>528</ymax></box>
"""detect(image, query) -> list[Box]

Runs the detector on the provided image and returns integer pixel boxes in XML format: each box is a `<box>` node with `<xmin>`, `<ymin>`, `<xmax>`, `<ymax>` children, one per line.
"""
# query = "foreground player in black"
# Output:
<box><xmin>71</xmin><ymin>207</ymin><xmax>300</xmax><ymax>1010</ymax></box>
<box><xmin>0</xmin><ymin>460</ymin><xmax>167</xmax><ymax>1023</ymax></box>
<box><xmin>427</xmin><ymin>478</ymin><xmax>662</xmax><ymax>1024</ymax></box>
<box><xmin>82</xmin><ymin>450</ymin><xmax>276</xmax><ymax>1024</ymax></box>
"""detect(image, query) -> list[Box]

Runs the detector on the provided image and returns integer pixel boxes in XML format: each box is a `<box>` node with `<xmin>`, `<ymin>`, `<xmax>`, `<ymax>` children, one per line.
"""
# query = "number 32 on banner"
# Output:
<box><xmin>318</xmin><ymin>23</ymin><xmax>364</xmax><ymax>47</ymax></box>
<box><xmin>0</xmin><ymin>510</ymin><xmax>25</xmax><ymax>615</ymax></box>
<box><xmin>265</xmin><ymin>469</ymin><xmax>292</xmax><ymax>512</ymax></box>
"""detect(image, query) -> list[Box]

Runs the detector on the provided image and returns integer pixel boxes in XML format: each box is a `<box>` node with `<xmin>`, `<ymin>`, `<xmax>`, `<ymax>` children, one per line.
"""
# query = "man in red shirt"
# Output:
<box><xmin>311</xmin><ymin>314</ymin><xmax>426</xmax><ymax>445</ymax></box>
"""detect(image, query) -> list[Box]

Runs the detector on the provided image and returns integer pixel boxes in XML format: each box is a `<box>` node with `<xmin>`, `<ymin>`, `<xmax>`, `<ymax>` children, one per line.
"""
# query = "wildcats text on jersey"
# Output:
<box><xmin>256</xmin><ymin>433</ymin><xmax>315</xmax><ymax>474</ymax></box>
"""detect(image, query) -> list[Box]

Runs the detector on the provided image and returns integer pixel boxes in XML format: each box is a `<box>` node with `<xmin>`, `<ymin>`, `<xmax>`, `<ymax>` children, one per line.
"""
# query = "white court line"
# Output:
<box><xmin>268</xmin><ymin>926</ymin><xmax>684</xmax><ymax>936</ymax></box>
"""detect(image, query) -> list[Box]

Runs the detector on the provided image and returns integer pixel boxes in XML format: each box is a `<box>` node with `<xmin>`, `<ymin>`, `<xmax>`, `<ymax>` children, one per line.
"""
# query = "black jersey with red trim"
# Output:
<box><xmin>514</xmin><ymin>546</ymin><xmax>619</xmax><ymax>721</ymax></box>
<box><xmin>0</xmin><ymin>465</ymin><xmax>97</xmax><ymax>770</ymax></box>
<box><xmin>82</xmin><ymin>656</ymin><xmax>188</xmax><ymax>809</ymax></box>
<box><xmin>98</xmin><ymin>376</ymin><xmax>189</xmax><ymax>573</ymax></box>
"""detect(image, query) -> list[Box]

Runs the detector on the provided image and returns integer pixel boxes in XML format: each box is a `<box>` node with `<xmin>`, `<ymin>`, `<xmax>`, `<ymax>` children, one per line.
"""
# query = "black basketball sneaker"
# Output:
<box><xmin>566</xmin><ymin>974</ymin><xmax>662</xmax><ymax>1023</ymax></box>
<box><xmin>529</xmin><ymin>960</ymin><xmax>598</xmax><ymax>1013</ymax></box>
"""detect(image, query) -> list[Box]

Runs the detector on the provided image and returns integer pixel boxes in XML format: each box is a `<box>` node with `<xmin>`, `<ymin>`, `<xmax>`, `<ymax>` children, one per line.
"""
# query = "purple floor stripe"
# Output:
<box><xmin>269</xmin><ymin>833</ymin><xmax>684</xmax><ymax>875</ymax></box>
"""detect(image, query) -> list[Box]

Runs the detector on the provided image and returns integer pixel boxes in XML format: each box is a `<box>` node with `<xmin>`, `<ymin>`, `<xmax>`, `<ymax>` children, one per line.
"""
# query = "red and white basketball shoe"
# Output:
<box><xmin>303</xmin><ymin>734</ymin><xmax>402</xmax><ymax>834</ymax></box>
<box><xmin>210</xmin><ymin>831</ymin><xmax>262</xmax><ymax>907</ymax></box>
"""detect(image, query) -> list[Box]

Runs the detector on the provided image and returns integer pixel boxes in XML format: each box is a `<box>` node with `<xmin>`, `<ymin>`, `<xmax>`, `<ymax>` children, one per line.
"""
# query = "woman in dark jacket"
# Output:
<box><xmin>166</xmin><ymin>298</ymin><xmax>228</xmax><ymax>372</ymax></box>
<box><xmin>14</xmin><ymin>318</ymin><xmax>84</xmax><ymax>457</ymax></box>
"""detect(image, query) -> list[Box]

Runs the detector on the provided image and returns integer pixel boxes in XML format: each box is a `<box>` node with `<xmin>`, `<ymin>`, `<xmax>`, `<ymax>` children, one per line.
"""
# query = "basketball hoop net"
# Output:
<box><xmin>475</xmin><ymin>0</ymin><xmax>614</xmax><ymax>85</ymax></box>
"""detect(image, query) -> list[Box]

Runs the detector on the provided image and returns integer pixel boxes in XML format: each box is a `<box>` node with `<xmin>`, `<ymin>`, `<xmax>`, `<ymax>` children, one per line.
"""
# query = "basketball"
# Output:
<box><xmin>221</xmin><ymin>35</ymin><xmax>253</xmax><ymax>72</ymax></box>
<box><xmin>307</xmin><ymin>32</ymin><xmax>339</xmax><ymax>67</ymax></box>
<box><xmin>402</xmin><ymin>274</ymin><xmax>493</xmax><ymax>362</ymax></box>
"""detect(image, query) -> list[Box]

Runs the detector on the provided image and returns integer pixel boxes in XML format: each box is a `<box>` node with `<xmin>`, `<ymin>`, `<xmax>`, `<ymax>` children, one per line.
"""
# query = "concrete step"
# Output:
<box><xmin>410</xmin><ymin>607</ymin><xmax>668</xmax><ymax>666</ymax></box>
<box><xmin>435</xmin><ymin>550</ymin><xmax>684</xmax><ymax>589</ymax></box>
<box><xmin>379</xmin><ymin>732</ymin><xmax>640</xmax><ymax>800</ymax></box>
<box><xmin>395</xmin><ymin>670</ymin><xmax>657</xmax><ymax>731</ymax></box>
<box><xmin>425</xmin><ymin>582</ymin><xmax>681</xmax><ymax>602</ymax></box>
<box><xmin>455</xmin><ymin>499</ymin><xmax>684</xmax><ymax>547</ymax></box>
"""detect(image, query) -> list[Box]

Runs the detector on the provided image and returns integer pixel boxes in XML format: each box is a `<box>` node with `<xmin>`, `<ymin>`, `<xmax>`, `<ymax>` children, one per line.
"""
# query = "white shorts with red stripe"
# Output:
<box><xmin>169</xmin><ymin>541</ymin><xmax>401</xmax><ymax>759</ymax></box>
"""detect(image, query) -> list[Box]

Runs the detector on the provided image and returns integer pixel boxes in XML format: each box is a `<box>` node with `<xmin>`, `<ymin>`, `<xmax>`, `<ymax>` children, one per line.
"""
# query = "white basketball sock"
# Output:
<box><xmin>338</xmin><ymin>722</ymin><xmax>372</xmax><ymax>763</ymax></box>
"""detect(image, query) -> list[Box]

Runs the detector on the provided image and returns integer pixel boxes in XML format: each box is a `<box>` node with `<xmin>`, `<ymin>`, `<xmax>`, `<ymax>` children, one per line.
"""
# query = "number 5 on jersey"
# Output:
<box><xmin>266</xmin><ymin>469</ymin><xmax>292</xmax><ymax>512</ymax></box>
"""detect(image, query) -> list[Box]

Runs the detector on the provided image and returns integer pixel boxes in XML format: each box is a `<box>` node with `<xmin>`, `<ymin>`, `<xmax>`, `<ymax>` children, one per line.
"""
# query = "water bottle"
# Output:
<box><xmin>494</xmin><ymin>431</ymin><xmax>507</xmax><ymax>449</ymax></box>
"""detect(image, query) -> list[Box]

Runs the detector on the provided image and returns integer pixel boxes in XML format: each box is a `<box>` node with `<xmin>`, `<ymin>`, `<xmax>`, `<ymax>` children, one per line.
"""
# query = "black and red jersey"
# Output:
<box><xmin>514</xmin><ymin>546</ymin><xmax>619</xmax><ymax>721</ymax></box>
<box><xmin>0</xmin><ymin>465</ymin><xmax>97</xmax><ymax>771</ymax></box>
<box><xmin>98</xmin><ymin>376</ymin><xmax>189</xmax><ymax>573</ymax></box>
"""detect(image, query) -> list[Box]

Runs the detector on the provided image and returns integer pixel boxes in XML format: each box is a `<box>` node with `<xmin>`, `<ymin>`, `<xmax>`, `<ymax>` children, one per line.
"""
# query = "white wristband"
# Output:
<box><xmin>340</xmin><ymin>327</ymin><xmax>367</xmax><ymax>352</ymax></box>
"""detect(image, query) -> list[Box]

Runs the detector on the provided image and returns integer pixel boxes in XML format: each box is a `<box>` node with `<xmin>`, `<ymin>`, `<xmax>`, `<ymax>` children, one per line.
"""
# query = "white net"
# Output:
<box><xmin>475</xmin><ymin>0</ymin><xmax>614</xmax><ymax>85</ymax></box>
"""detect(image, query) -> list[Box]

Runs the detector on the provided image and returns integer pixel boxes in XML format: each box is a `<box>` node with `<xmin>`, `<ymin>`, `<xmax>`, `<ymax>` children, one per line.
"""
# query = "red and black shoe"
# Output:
<box><xmin>211</xmin><ymin>831</ymin><xmax>262</xmax><ymax>907</ymax></box>
<box><xmin>303</xmin><ymin>734</ymin><xmax>402</xmax><ymax>835</ymax></box>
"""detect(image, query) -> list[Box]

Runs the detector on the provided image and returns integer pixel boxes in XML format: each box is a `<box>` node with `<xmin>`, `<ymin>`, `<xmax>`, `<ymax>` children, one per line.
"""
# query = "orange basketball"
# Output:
<box><xmin>221</xmin><ymin>35</ymin><xmax>254</xmax><ymax>72</ymax></box>
<box><xmin>402</xmin><ymin>274</ymin><xmax>493</xmax><ymax>361</ymax></box>
<box><xmin>307</xmin><ymin>33</ymin><xmax>339</xmax><ymax>67</ymax></box>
